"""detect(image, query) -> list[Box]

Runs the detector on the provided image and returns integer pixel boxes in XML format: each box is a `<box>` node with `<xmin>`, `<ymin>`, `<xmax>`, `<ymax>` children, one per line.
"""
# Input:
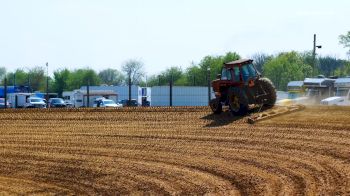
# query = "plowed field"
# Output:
<box><xmin>0</xmin><ymin>106</ymin><xmax>349</xmax><ymax>195</ymax></box>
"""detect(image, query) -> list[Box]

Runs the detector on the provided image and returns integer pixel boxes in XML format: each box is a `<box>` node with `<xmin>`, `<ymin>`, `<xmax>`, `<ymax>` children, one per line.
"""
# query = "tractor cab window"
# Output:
<box><xmin>233</xmin><ymin>67</ymin><xmax>240</xmax><ymax>82</ymax></box>
<box><xmin>221</xmin><ymin>68</ymin><xmax>232</xmax><ymax>80</ymax></box>
<box><xmin>241</xmin><ymin>63</ymin><xmax>257</xmax><ymax>82</ymax></box>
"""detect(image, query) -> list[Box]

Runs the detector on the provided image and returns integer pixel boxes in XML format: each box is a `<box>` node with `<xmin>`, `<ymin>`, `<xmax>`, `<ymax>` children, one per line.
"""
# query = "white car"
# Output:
<box><xmin>320</xmin><ymin>96</ymin><xmax>345</xmax><ymax>106</ymax></box>
<box><xmin>321</xmin><ymin>88</ymin><xmax>350</xmax><ymax>106</ymax></box>
<box><xmin>24</xmin><ymin>97</ymin><xmax>46</xmax><ymax>108</ymax></box>
<box><xmin>93</xmin><ymin>98</ymin><xmax>122</xmax><ymax>108</ymax></box>
<box><xmin>0</xmin><ymin>98</ymin><xmax>11</xmax><ymax>108</ymax></box>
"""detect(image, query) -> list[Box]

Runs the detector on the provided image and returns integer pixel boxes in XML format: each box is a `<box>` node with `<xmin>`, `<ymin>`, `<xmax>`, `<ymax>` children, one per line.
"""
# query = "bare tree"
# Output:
<box><xmin>339</xmin><ymin>31</ymin><xmax>350</xmax><ymax>59</ymax></box>
<box><xmin>122</xmin><ymin>59</ymin><xmax>145</xmax><ymax>85</ymax></box>
<box><xmin>251</xmin><ymin>53</ymin><xmax>271</xmax><ymax>73</ymax></box>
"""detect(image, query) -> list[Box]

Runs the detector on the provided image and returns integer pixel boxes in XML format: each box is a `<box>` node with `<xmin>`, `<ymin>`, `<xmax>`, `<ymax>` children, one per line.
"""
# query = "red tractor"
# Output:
<box><xmin>210</xmin><ymin>59</ymin><xmax>276</xmax><ymax>115</ymax></box>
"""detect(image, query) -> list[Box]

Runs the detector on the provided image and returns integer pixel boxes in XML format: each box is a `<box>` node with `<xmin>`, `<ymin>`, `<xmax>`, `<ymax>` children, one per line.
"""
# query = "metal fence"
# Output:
<box><xmin>151</xmin><ymin>86</ymin><xmax>214</xmax><ymax>106</ymax></box>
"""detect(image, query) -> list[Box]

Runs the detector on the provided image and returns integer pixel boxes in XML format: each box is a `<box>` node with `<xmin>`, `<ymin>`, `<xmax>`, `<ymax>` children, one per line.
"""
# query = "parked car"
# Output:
<box><xmin>119</xmin><ymin>99</ymin><xmax>139</xmax><ymax>107</ymax></box>
<box><xmin>93</xmin><ymin>98</ymin><xmax>122</xmax><ymax>108</ymax></box>
<box><xmin>0</xmin><ymin>98</ymin><xmax>11</xmax><ymax>108</ymax></box>
<box><xmin>48</xmin><ymin>98</ymin><xmax>67</xmax><ymax>108</ymax></box>
<box><xmin>24</xmin><ymin>97</ymin><xmax>46</xmax><ymax>108</ymax></box>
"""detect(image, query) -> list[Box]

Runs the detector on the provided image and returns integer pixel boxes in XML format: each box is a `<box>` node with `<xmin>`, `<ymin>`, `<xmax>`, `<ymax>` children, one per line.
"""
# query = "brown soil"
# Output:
<box><xmin>0</xmin><ymin>106</ymin><xmax>349</xmax><ymax>195</ymax></box>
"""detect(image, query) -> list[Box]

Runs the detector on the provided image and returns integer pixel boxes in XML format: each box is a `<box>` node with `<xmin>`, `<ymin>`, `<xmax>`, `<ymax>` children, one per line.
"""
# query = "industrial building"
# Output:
<box><xmin>334</xmin><ymin>77</ymin><xmax>350</xmax><ymax>96</ymax></box>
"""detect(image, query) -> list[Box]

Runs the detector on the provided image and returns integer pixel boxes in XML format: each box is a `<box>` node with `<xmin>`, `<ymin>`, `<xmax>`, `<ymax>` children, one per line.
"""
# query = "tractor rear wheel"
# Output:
<box><xmin>228</xmin><ymin>88</ymin><xmax>248</xmax><ymax>115</ymax></box>
<box><xmin>210</xmin><ymin>98</ymin><xmax>222</xmax><ymax>114</ymax></box>
<box><xmin>258</xmin><ymin>77</ymin><xmax>276</xmax><ymax>107</ymax></box>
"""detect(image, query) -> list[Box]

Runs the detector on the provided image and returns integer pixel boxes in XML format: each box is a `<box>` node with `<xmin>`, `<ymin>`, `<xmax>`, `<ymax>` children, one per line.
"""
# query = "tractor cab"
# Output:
<box><xmin>210</xmin><ymin>59</ymin><xmax>276</xmax><ymax>115</ymax></box>
<box><xmin>223</xmin><ymin>59</ymin><xmax>259</xmax><ymax>81</ymax></box>
<box><xmin>212</xmin><ymin>59</ymin><xmax>260</xmax><ymax>96</ymax></box>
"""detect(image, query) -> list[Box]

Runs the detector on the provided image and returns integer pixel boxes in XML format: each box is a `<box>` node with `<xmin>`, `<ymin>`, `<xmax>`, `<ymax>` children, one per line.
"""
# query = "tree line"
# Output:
<box><xmin>1</xmin><ymin>31</ymin><xmax>350</xmax><ymax>93</ymax></box>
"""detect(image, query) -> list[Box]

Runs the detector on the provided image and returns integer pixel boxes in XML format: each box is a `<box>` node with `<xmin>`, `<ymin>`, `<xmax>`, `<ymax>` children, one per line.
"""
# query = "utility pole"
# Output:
<box><xmin>312</xmin><ymin>34</ymin><xmax>322</xmax><ymax>77</ymax></box>
<box><xmin>169</xmin><ymin>74</ymin><xmax>173</xmax><ymax>106</ymax></box>
<box><xmin>27</xmin><ymin>70</ymin><xmax>31</xmax><ymax>92</ymax></box>
<box><xmin>4</xmin><ymin>76</ymin><xmax>7</xmax><ymax>108</ymax></box>
<box><xmin>46</xmin><ymin>62</ymin><xmax>49</xmax><ymax>102</ymax></box>
<box><xmin>28</xmin><ymin>74</ymin><xmax>29</xmax><ymax>87</ymax></box>
<box><xmin>128</xmin><ymin>72</ymin><xmax>131</xmax><ymax>106</ymax></box>
<box><xmin>13</xmin><ymin>73</ymin><xmax>16</xmax><ymax>87</ymax></box>
<box><xmin>145</xmin><ymin>75</ymin><xmax>148</xmax><ymax>88</ymax></box>
<box><xmin>207</xmin><ymin>67</ymin><xmax>211</xmax><ymax>105</ymax></box>
<box><xmin>87</xmin><ymin>79</ymin><xmax>90</xmax><ymax>107</ymax></box>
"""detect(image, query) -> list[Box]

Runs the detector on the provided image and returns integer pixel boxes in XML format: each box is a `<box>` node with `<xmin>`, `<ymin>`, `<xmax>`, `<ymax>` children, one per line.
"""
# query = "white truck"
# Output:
<box><xmin>7</xmin><ymin>93</ymin><xmax>46</xmax><ymax>108</ymax></box>
<box><xmin>63</xmin><ymin>90</ymin><xmax>84</xmax><ymax>108</ymax></box>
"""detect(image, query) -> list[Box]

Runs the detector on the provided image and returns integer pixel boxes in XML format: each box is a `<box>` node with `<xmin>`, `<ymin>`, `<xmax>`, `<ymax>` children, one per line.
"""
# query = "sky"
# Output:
<box><xmin>0</xmin><ymin>0</ymin><xmax>349</xmax><ymax>76</ymax></box>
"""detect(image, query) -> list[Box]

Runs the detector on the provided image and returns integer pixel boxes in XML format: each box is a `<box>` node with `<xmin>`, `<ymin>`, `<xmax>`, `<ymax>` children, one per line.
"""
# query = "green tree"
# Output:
<box><xmin>67</xmin><ymin>68</ymin><xmax>100</xmax><ymax>90</ymax></box>
<box><xmin>339</xmin><ymin>31</ymin><xmax>350</xmax><ymax>57</ymax></box>
<box><xmin>98</xmin><ymin>68</ymin><xmax>125</xmax><ymax>85</ymax></box>
<box><xmin>199</xmin><ymin>52</ymin><xmax>240</xmax><ymax>80</ymax></box>
<box><xmin>318</xmin><ymin>56</ymin><xmax>345</xmax><ymax>77</ymax></box>
<box><xmin>52</xmin><ymin>68</ymin><xmax>71</xmax><ymax>97</ymax></box>
<box><xmin>334</xmin><ymin>62</ymin><xmax>350</xmax><ymax>77</ymax></box>
<box><xmin>263</xmin><ymin>51</ymin><xmax>312</xmax><ymax>91</ymax></box>
<box><xmin>146</xmin><ymin>52</ymin><xmax>241</xmax><ymax>87</ymax></box>
<box><xmin>146</xmin><ymin>66</ymin><xmax>185</xmax><ymax>86</ymax></box>
<box><xmin>185</xmin><ymin>64</ymin><xmax>202</xmax><ymax>86</ymax></box>
<box><xmin>301</xmin><ymin>51</ymin><xmax>314</xmax><ymax>68</ymax></box>
<box><xmin>188</xmin><ymin>52</ymin><xmax>241</xmax><ymax>86</ymax></box>
<box><xmin>28</xmin><ymin>66</ymin><xmax>46</xmax><ymax>91</ymax></box>
<box><xmin>301</xmin><ymin>51</ymin><xmax>345</xmax><ymax>77</ymax></box>
<box><xmin>142</xmin><ymin>75</ymin><xmax>159</xmax><ymax>87</ymax></box>
<box><xmin>0</xmin><ymin>67</ymin><xmax>6</xmax><ymax>84</ymax></box>
<box><xmin>6</xmin><ymin>69</ymin><xmax>29</xmax><ymax>87</ymax></box>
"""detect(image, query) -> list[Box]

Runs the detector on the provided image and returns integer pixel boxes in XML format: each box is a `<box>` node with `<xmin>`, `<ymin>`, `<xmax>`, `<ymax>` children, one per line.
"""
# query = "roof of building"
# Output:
<box><xmin>335</xmin><ymin>77</ymin><xmax>350</xmax><ymax>84</ymax></box>
<box><xmin>287</xmin><ymin>81</ymin><xmax>304</xmax><ymax>87</ymax></box>
<box><xmin>303</xmin><ymin>78</ymin><xmax>335</xmax><ymax>87</ymax></box>
<box><xmin>304</xmin><ymin>78</ymin><xmax>325</xmax><ymax>84</ymax></box>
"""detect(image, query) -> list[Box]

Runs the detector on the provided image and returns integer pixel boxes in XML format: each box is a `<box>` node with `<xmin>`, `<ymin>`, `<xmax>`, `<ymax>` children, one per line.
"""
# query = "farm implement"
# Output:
<box><xmin>247</xmin><ymin>104</ymin><xmax>305</xmax><ymax>124</ymax></box>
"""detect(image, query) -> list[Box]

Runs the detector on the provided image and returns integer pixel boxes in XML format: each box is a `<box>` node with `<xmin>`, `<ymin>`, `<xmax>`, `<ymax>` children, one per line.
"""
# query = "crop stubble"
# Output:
<box><xmin>0</xmin><ymin>106</ymin><xmax>349</xmax><ymax>195</ymax></box>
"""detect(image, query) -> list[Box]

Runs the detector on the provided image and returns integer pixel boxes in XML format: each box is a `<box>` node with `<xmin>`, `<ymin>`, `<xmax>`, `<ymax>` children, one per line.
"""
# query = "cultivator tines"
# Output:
<box><xmin>247</xmin><ymin>104</ymin><xmax>305</xmax><ymax>124</ymax></box>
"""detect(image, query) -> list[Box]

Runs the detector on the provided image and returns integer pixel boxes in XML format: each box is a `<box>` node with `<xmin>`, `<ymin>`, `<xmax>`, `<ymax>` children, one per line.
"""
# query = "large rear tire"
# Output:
<box><xmin>210</xmin><ymin>98</ymin><xmax>222</xmax><ymax>114</ymax></box>
<box><xmin>228</xmin><ymin>88</ymin><xmax>248</xmax><ymax>115</ymax></box>
<box><xmin>258</xmin><ymin>78</ymin><xmax>276</xmax><ymax>107</ymax></box>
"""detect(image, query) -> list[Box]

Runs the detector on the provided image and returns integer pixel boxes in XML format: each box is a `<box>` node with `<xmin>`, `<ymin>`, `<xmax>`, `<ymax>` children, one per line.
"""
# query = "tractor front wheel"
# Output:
<box><xmin>210</xmin><ymin>98</ymin><xmax>222</xmax><ymax>114</ymax></box>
